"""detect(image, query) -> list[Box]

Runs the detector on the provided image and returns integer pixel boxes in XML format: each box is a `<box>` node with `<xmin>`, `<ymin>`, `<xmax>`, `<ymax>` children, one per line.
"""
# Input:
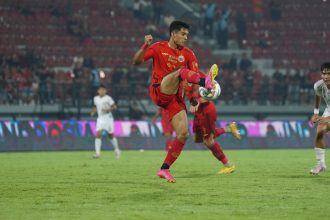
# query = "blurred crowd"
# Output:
<box><xmin>197</xmin><ymin>0</ymin><xmax>281</xmax><ymax>49</ymax></box>
<box><xmin>0</xmin><ymin>49</ymin><xmax>318</xmax><ymax>108</ymax></box>
<box><xmin>0</xmin><ymin>0</ymin><xmax>320</xmax><ymax>114</ymax></box>
<box><xmin>0</xmin><ymin>49</ymin><xmax>150</xmax><ymax>120</ymax></box>
<box><xmin>218</xmin><ymin>53</ymin><xmax>318</xmax><ymax>105</ymax></box>
<box><xmin>0</xmin><ymin>48</ymin><xmax>53</xmax><ymax>105</ymax></box>
<box><xmin>128</xmin><ymin>0</ymin><xmax>283</xmax><ymax>50</ymax></box>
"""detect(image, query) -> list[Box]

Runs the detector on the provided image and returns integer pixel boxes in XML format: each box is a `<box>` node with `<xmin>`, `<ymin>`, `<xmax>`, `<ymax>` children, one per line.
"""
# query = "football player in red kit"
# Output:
<box><xmin>133</xmin><ymin>20</ymin><xmax>218</xmax><ymax>183</ymax></box>
<box><xmin>182</xmin><ymin>79</ymin><xmax>241</xmax><ymax>174</ymax></box>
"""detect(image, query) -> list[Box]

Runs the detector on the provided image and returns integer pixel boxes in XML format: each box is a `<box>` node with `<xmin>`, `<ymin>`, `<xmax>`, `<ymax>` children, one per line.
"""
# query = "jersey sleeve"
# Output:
<box><xmin>108</xmin><ymin>96</ymin><xmax>115</xmax><ymax>106</ymax></box>
<box><xmin>143</xmin><ymin>44</ymin><xmax>156</xmax><ymax>62</ymax></box>
<box><xmin>314</xmin><ymin>80</ymin><xmax>323</xmax><ymax>97</ymax></box>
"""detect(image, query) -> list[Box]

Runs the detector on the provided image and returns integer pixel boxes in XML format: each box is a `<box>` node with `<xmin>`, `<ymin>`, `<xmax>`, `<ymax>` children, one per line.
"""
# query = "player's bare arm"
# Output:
<box><xmin>90</xmin><ymin>106</ymin><xmax>97</xmax><ymax>116</ymax></box>
<box><xmin>132</xmin><ymin>35</ymin><xmax>153</xmax><ymax>65</ymax></box>
<box><xmin>151</xmin><ymin>108</ymin><xmax>161</xmax><ymax>123</ymax></box>
<box><xmin>315</xmin><ymin>116</ymin><xmax>330</xmax><ymax>124</ymax></box>
<box><xmin>188</xmin><ymin>84</ymin><xmax>201</xmax><ymax>113</ymax></box>
<box><xmin>311</xmin><ymin>95</ymin><xmax>321</xmax><ymax>123</ymax></box>
<box><xmin>103</xmin><ymin>104</ymin><xmax>117</xmax><ymax>113</ymax></box>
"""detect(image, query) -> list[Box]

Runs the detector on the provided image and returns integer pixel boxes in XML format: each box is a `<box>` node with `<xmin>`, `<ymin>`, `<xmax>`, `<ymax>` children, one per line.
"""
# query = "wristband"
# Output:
<box><xmin>314</xmin><ymin>108</ymin><xmax>319</xmax><ymax>114</ymax></box>
<box><xmin>141</xmin><ymin>43</ymin><xmax>148</xmax><ymax>51</ymax></box>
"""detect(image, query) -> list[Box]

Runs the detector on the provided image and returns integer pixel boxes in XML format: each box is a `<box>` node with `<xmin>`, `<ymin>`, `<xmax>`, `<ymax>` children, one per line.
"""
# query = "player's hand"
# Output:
<box><xmin>190</xmin><ymin>102</ymin><xmax>200</xmax><ymax>113</ymax></box>
<box><xmin>90</xmin><ymin>111</ymin><xmax>95</xmax><ymax>117</ymax></box>
<box><xmin>315</xmin><ymin>116</ymin><xmax>330</xmax><ymax>124</ymax></box>
<box><xmin>102</xmin><ymin>108</ymin><xmax>110</xmax><ymax>113</ymax></box>
<box><xmin>144</xmin><ymin>35</ymin><xmax>153</xmax><ymax>45</ymax></box>
<box><xmin>311</xmin><ymin>114</ymin><xmax>320</xmax><ymax>123</ymax></box>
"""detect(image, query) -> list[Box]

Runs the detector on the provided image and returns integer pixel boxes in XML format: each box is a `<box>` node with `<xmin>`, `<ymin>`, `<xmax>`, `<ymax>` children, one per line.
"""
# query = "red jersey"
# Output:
<box><xmin>193</xmin><ymin>101</ymin><xmax>217</xmax><ymax>137</ymax></box>
<box><xmin>195</xmin><ymin>101</ymin><xmax>217</xmax><ymax>121</ymax></box>
<box><xmin>144</xmin><ymin>41</ymin><xmax>199</xmax><ymax>85</ymax></box>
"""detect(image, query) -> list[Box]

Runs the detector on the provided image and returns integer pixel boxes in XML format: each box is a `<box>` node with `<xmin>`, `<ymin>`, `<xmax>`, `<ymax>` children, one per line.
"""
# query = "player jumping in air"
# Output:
<box><xmin>132</xmin><ymin>20</ymin><xmax>217</xmax><ymax>183</ymax></box>
<box><xmin>152</xmin><ymin>107</ymin><xmax>174</xmax><ymax>151</ymax></box>
<box><xmin>182</xmin><ymin>79</ymin><xmax>241</xmax><ymax>174</ymax></box>
<box><xmin>310</xmin><ymin>62</ymin><xmax>330</xmax><ymax>175</ymax></box>
<box><xmin>90</xmin><ymin>85</ymin><xmax>121</xmax><ymax>159</ymax></box>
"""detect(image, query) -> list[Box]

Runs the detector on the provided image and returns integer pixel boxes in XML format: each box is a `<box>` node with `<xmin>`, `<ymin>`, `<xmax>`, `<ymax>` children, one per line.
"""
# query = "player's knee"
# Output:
<box><xmin>107</xmin><ymin>133</ymin><xmax>114</xmax><ymax>139</ymax></box>
<box><xmin>316</xmin><ymin>130</ymin><xmax>325</xmax><ymax>140</ymax></box>
<box><xmin>177</xmin><ymin>131</ymin><xmax>189</xmax><ymax>141</ymax></box>
<box><xmin>95</xmin><ymin>133</ymin><xmax>102</xmax><ymax>138</ymax></box>
<box><xmin>203</xmin><ymin>137</ymin><xmax>214</xmax><ymax>147</ymax></box>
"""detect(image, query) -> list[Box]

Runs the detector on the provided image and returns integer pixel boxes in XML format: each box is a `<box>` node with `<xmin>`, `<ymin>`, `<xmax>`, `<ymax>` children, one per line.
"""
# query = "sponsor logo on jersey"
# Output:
<box><xmin>178</xmin><ymin>55</ymin><xmax>185</xmax><ymax>62</ymax></box>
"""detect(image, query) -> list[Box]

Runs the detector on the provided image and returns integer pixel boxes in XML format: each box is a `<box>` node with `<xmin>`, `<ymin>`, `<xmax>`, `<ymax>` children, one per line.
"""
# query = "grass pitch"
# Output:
<box><xmin>0</xmin><ymin>149</ymin><xmax>329</xmax><ymax>220</ymax></box>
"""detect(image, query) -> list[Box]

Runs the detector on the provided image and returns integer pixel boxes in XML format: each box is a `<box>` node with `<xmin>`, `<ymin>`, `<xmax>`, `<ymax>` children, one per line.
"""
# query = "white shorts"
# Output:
<box><xmin>96</xmin><ymin>117</ymin><xmax>114</xmax><ymax>133</ymax></box>
<box><xmin>322</xmin><ymin>108</ymin><xmax>330</xmax><ymax>118</ymax></box>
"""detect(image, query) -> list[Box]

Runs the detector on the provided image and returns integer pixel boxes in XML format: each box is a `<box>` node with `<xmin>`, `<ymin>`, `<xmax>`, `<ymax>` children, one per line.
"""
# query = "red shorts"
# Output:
<box><xmin>149</xmin><ymin>85</ymin><xmax>186</xmax><ymax>120</ymax></box>
<box><xmin>192</xmin><ymin>102</ymin><xmax>217</xmax><ymax>138</ymax></box>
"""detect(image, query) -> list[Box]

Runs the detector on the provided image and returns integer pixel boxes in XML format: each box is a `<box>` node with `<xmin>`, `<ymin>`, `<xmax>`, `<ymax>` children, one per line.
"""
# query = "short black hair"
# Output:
<box><xmin>321</xmin><ymin>62</ymin><xmax>330</xmax><ymax>73</ymax></box>
<box><xmin>98</xmin><ymin>84</ymin><xmax>106</xmax><ymax>89</ymax></box>
<box><xmin>169</xmin><ymin>20</ymin><xmax>190</xmax><ymax>36</ymax></box>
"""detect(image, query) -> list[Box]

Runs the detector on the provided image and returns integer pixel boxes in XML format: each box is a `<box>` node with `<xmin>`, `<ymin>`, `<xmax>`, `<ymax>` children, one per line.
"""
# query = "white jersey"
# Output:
<box><xmin>94</xmin><ymin>95</ymin><xmax>115</xmax><ymax>119</ymax></box>
<box><xmin>314</xmin><ymin>80</ymin><xmax>330</xmax><ymax>116</ymax></box>
<box><xmin>94</xmin><ymin>95</ymin><xmax>115</xmax><ymax>132</ymax></box>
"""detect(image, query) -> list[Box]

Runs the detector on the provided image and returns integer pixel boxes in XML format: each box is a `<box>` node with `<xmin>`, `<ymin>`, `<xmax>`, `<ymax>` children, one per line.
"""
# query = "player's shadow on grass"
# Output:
<box><xmin>276</xmin><ymin>174</ymin><xmax>330</xmax><ymax>180</ymax></box>
<box><xmin>177</xmin><ymin>172</ymin><xmax>214</xmax><ymax>179</ymax></box>
<box><xmin>95</xmin><ymin>179</ymin><xmax>176</xmax><ymax>188</ymax></box>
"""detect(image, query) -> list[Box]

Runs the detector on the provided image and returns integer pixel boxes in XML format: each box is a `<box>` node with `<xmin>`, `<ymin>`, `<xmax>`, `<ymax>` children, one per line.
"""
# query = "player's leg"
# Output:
<box><xmin>164</xmin><ymin>132</ymin><xmax>172</xmax><ymax>151</ymax></box>
<box><xmin>160</xmin><ymin>64</ymin><xmax>218</xmax><ymax>95</ymax></box>
<box><xmin>310</xmin><ymin>123</ymin><xmax>329</xmax><ymax>175</ymax></box>
<box><xmin>204</xmin><ymin>134</ymin><xmax>235</xmax><ymax>174</ymax></box>
<box><xmin>161</xmin><ymin>118</ymin><xmax>174</xmax><ymax>151</ymax></box>
<box><xmin>157</xmin><ymin>110</ymin><xmax>189</xmax><ymax>183</ymax></box>
<box><xmin>94</xmin><ymin>130</ymin><xmax>103</xmax><ymax>158</ymax></box>
<box><xmin>214</xmin><ymin>127</ymin><xmax>226</xmax><ymax>138</ymax></box>
<box><xmin>214</xmin><ymin>123</ymin><xmax>241</xmax><ymax>140</ymax></box>
<box><xmin>107</xmin><ymin>133</ymin><xmax>121</xmax><ymax>159</ymax></box>
<box><xmin>106</xmin><ymin>119</ymin><xmax>121</xmax><ymax>159</ymax></box>
<box><xmin>204</xmin><ymin>134</ymin><xmax>230</xmax><ymax>166</ymax></box>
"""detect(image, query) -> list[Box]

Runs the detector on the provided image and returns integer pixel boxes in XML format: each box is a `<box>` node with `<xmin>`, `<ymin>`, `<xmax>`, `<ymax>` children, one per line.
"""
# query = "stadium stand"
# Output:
<box><xmin>0</xmin><ymin>0</ymin><xmax>326</xmax><ymax>119</ymax></box>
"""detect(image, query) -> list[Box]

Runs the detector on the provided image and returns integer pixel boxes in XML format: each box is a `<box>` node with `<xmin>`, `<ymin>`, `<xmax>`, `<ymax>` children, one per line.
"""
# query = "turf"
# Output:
<box><xmin>0</xmin><ymin>150</ymin><xmax>329</xmax><ymax>220</ymax></box>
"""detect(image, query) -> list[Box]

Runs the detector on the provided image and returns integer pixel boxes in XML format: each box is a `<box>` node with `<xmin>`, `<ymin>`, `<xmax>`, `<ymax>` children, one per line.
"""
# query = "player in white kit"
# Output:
<box><xmin>310</xmin><ymin>62</ymin><xmax>330</xmax><ymax>174</ymax></box>
<box><xmin>90</xmin><ymin>85</ymin><xmax>121</xmax><ymax>159</ymax></box>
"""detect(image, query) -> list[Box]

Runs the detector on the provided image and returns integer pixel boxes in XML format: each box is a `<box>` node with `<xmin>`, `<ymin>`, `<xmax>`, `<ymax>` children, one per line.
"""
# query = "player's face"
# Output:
<box><xmin>173</xmin><ymin>28</ymin><xmax>189</xmax><ymax>47</ymax></box>
<box><xmin>97</xmin><ymin>88</ymin><xmax>107</xmax><ymax>96</ymax></box>
<box><xmin>321</xmin><ymin>71</ymin><xmax>330</xmax><ymax>86</ymax></box>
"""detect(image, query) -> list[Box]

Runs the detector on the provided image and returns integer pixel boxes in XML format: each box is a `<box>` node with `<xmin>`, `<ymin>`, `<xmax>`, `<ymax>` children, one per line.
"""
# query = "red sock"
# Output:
<box><xmin>163</xmin><ymin>138</ymin><xmax>185</xmax><ymax>166</ymax></box>
<box><xmin>179</xmin><ymin>68</ymin><xmax>201</xmax><ymax>84</ymax></box>
<box><xmin>208</xmin><ymin>142</ymin><xmax>228</xmax><ymax>165</ymax></box>
<box><xmin>165</xmin><ymin>137</ymin><xmax>171</xmax><ymax>151</ymax></box>
<box><xmin>214</xmin><ymin>128</ymin><xmax>225</xmax><ymax>138</ymax></box>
